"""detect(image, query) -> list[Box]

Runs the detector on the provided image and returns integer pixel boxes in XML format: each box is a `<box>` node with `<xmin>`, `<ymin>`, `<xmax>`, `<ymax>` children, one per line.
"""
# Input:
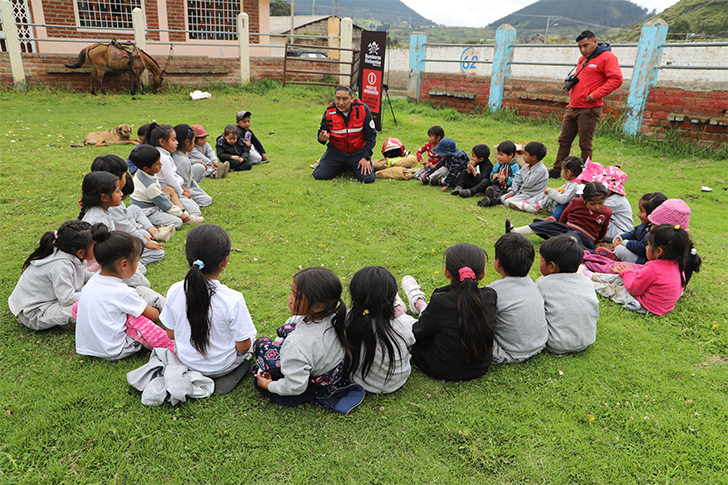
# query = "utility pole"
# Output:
<box><xmin>290</xmin><ymin>0</ymin><xmax>295</xmax><ymax>43</ymax></box>
<box><xmin>312</xmin><ymin>0</ymin><xmax>315</xmax><ymax>15</ymax></box>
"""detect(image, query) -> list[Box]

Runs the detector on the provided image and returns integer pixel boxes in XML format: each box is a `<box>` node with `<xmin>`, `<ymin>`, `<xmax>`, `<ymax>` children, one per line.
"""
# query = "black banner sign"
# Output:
<box><xmin>358</xmin><ymin>30</ymin><xmax>387</xmax><ymax>131</ymax></box>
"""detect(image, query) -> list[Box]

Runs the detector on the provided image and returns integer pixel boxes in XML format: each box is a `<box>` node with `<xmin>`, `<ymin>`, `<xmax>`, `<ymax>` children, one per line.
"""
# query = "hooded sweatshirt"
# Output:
<box><xmin>569</xmin><ymin>42</ymin><xmax>623</xmax><ymax>109</ymax></box>
<box><xmin>8</xmin><ymin>249</ymin><xmax>93</xmax><ymax>315</ymax></box>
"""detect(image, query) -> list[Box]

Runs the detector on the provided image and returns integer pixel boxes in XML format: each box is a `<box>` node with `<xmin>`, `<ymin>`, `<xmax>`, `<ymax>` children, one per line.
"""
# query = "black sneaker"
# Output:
<box><xmin>460</xmin><ymin>189</ymin><xmax>472</xmax><ymax>198</ymax></box>
<box><xmin>505</xmin><ymin>217</ymin><xmax>515</xmax><ymax>234</ymax></box>
<box><xmin>477</xmin><ymin>197</ymin><xmax>491</xmax><ymax>207</ymax></box>
<box><xmin>421</xmin><ymin>176</ymin><xmax>430</xmax><ymax>185</ymax></box>
<box><xmin>485</xmin><ymin>186</ymin><xmax>495</xmax><ymax>199</ymax></box>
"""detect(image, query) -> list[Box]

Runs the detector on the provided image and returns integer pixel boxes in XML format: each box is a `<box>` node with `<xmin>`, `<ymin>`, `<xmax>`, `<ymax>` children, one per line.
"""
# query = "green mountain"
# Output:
<box><xmin>488</xmin><ymin>0</ymin><xmax>652</xmax><ymax>35</ymax></box>
<box><xmin>288</xmin><ymin>0</ymin><xmax>434</xmax><ymax>26</ymax></box>
<box><xmin>616</xmin><ymin>0</ymin><xmax>728</xmax><ymax>41</ymax></box>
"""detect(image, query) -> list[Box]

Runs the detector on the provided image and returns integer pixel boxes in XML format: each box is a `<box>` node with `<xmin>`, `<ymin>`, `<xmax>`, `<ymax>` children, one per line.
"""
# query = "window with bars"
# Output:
<box><xmin>77</xmin><ymin>0</ymin><xmax>142</xmax><ymax>29</ymax></box>
<box><xmin>187</xmin><ymin>0</ymin><xmax>240</xmax><ymax>40</ymax></box>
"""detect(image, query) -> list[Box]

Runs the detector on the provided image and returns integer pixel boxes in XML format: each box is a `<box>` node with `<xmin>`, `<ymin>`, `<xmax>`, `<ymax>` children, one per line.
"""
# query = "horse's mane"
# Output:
<box><xmin>139</xmin><ymin>48</ymin><xmax>161</xmax><ymax>69</ymax></box>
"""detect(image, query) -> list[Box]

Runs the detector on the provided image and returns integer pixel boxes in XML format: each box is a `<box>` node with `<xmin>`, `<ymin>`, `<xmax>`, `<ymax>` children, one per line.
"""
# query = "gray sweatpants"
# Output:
<box><xmin>17</xmin><ymin>302</ymin><xmax>75</xmax><ymax>330</ymax></box>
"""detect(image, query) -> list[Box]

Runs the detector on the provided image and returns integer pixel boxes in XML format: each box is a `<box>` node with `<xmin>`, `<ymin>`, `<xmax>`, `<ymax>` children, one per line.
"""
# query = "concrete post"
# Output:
<box><xmin>238</xmin><ymin>12</ymin><xmax>250</xmax><ymax>84</ymax></box>
<box><xmin>132</xmin><ymin>8</ymin><xmax>148</xmax><ymax>85</ymax></box>
<box><xmin>327</xmin><ymin>16</ymin><xmax>340</xmax><ymax>60</ymax></box>
<box><xmin>488</xmin><ymin>24</ymin><xmax>517</xmax><ymax>111</ymax></box>
<box><xmin>623</xmin><ymin>18</ymin><xmax>669</xmax><ymax>136</ymax></box>
<box><xmin>339</xmin><ymin>17</ymin><xmax>353</xmax><ymax>86</ymax></box>
<box><xmin>0</xmin><ymin>0</ymin><xmax>27</xmax><ymax>91</ymax></box>
<box><xmin>407</xmin><ymin>33</ymin><xmax>426</xmax><ymax>102</ymax></box>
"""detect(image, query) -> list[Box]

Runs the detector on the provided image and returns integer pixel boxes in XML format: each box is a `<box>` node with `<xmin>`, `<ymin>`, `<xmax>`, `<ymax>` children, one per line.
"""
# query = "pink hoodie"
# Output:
<box><xmin>619</xmin><ymin>259</ymin><xmax>682</xmax><ymax>315</ymax></box>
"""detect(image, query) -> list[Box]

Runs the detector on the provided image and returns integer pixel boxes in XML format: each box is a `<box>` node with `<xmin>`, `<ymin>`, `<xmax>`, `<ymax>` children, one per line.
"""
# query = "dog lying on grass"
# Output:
<box><xmin>72</xmin><ymin>123</ymin><xmax>139</xmax><ymax>147</ymax></box>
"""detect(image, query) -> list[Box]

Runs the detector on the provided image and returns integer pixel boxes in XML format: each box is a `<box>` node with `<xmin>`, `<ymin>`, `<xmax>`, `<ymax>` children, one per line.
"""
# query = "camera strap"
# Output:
<box><xmin>569</xmin><ymin>52</ymin><xmax>596</xmax><ymax>79</ymax></box>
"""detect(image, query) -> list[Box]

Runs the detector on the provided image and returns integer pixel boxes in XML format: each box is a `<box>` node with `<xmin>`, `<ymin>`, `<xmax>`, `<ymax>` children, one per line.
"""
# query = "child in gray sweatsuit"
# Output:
<box><xmin>536</xmin><ymin>235</ymin><xmax>599</xmax><ymax>354</ymax></box>
<box><xmin>487</xmin><ymin>233</ymin><xmax>547</xmax><ymax>364</ymax></box>
<box><xmin>501</xmin><ymin>141</ymin><xmax>549</xmax><ymax>206</ymax></box>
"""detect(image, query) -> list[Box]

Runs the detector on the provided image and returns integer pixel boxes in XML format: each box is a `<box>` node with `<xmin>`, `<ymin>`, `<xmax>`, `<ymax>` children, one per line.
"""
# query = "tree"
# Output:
<box><xmin>270</xmin><ymin>0</ymin><xmax>290</xmax><ymax>16</ymax></box>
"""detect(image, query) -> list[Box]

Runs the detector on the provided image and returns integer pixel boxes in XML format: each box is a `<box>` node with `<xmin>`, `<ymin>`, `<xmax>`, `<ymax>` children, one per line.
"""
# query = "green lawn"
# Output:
<box><xmin>0</xmin><ymin>85</ymin><xmax>726</xmax><ymax>484</ymax></box>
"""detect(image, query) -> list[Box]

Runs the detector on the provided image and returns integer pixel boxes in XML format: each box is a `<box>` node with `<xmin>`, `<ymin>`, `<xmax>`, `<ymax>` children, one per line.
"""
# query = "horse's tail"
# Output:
<box><xmin>65</xmin><ymin>47</ymin><xmax>89</xmax><ymax>69</ymax></box>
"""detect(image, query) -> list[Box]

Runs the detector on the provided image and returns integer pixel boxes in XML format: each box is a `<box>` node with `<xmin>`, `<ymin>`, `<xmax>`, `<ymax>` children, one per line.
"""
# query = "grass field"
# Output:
<box><xmin>1</xmin><ymin>84</ymin><xmax>727</xmax><ymax>484</ymax></box>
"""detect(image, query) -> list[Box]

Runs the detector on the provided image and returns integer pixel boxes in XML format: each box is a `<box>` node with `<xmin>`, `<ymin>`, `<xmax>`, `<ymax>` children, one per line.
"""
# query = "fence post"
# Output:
<box><xmin>408</xmin><ymin>33</ymin><xmax>425</xmax><ymax>103</ymax></box>
<box><xmin>623</xmin><ymin>18</ymin><xmax>668</xmax><ymax>136</ymax></box>
<box><xmin>488</xmin><ymin>24</ymin><xmax>516</xmax><ymax>112</ymax></box>
<box><xmin>238</xmin><ymin>12</ymin><xmax>250</xmax><ymax>84</ymax></box>
<box><xmin>0</xmin><ymin>0</ymin><xmax>27</xmax><ymax>92</ymax></box>
<box><xmin>132</xmin><ymin>8</ymin><xmax>149</xmax><ymax>86</ymax></box>
<box><xmin>339</xmin><ymin>17</ymin><xmax>353</xmax><ymax>86</ymax></box>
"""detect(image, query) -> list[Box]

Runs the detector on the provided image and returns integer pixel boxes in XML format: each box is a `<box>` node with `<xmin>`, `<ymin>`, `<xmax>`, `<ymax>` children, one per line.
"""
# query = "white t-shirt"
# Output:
<box><xmin>76</xmin><ymin>273</ymin><xmax>147</xmax><ymax>358</ymax></box>
<box><xmin>161</xmin><ymin>279</ymin><xmax>257</xmax><ymax>374</ymax></box>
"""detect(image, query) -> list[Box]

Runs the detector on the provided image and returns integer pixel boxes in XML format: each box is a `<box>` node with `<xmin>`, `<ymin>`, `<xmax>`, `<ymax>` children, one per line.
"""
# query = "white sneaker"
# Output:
<box><xmin>217</xmin><ymin>161</ymin><xmax>230</xmax><ymax>178</ymax></box>
<box><xmin>394</xmin><ymin>293</ymin><xmax>407</xmax><ymax>312</ymax></box>
<box><xmin>509</xmin><ymin>200</ymin><xmax>525</xmax><ymax>211</ymax></box>
<box><xmin>401</xmin><ymin>276</ymin><xmax>426</xmax><ymax>315</ymax></box>
<box><xmin>184</xmin><ymin>212</ymin><xmax>205</xmax><ymax>224</ymax></box>
<box><xmin>155</xmin><ymin>223</ymin><xmax>176</xmax><ymax>242</ymax></box>
<box><xmin>523</xmin><ymin>202</ymin><xmax>540</xmax><ymax>214</ymax></box>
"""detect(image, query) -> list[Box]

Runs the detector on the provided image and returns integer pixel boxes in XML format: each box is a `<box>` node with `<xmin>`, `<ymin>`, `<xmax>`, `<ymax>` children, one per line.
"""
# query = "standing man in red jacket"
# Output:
<box><xmin>314</xmin><ymin>85</ymin><xmax>377</xmax><ymax>183</ymax></box>
<box><xmin>550</xmin><ymin>30</ymin><xmax>623</xmax><ymax>178</ymax></box>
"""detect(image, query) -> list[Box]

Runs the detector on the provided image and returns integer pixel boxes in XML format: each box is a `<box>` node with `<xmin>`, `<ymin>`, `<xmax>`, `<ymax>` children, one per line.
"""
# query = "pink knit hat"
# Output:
<box><xmin>648</xmin><ymin>199</ymin><xmax>691</xmax><ymax>231</ymax></box>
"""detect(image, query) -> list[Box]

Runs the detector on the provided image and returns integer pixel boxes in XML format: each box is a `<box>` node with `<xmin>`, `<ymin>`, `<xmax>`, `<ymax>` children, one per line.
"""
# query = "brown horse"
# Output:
<box><xmin>65</xmin><ymin>42</ymin><xmax>164</xmax><ymax>95</ymax></box>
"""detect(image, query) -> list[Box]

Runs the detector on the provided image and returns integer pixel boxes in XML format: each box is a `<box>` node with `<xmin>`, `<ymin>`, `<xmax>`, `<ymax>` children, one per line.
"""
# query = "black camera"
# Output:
<box><xmin>563</xmin><ymin>75</ymin><xmax>579</xmax><ymax>91</ymax></box>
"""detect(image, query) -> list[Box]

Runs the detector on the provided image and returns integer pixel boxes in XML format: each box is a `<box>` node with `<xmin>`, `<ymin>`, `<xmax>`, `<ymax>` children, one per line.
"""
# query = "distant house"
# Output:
<box><xmin>269</xmin><ymin>15</ymin><xmax>362</xmax><ymax>57</ymax></box>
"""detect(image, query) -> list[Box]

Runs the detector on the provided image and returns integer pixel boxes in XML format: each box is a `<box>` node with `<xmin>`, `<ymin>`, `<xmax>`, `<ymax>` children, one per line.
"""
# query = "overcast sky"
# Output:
<box><xmin>400</xmin><ymin>0</ymin><xmax>681</xmax><ymax>27</ymax></box>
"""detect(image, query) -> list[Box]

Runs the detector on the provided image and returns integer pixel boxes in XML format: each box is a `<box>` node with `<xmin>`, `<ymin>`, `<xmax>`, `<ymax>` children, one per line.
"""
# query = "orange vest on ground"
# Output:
<box><xmin>324</xmin><ymin>100</ymin><xmax>367</xmax><ymax>154</ymax></box>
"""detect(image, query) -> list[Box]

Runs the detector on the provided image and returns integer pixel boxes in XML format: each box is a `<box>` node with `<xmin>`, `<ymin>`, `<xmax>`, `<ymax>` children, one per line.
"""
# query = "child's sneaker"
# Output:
<box><xmin>401</xmin><ymin>276</ymin><xmax>426</xmax><ymax>315</ymax></box>
<box><xmin>485</xmin><ymin>186</ymin><xmax>496</xmax><ymax>200</ymax></box>
<box><xmin>595</xmin><ymin>247</ymin><xmax>620</xmax><ymax>261</ymax></box>
<box><xmin>155</xmin><ymin>223</ymin><xmax>176</xmax><ymax>242</ymax></box>
<box><xmin>505</xmin><ymin>217</ymin><xmax>515</xmax><ymax>234</ymax></box>
<box><xmin>459</xmin><ymin>189</ymin><xmax>472</xmax><ymax>198</ymax></box>
<box><xmin>477</xmin><ymin>196</ymin><xmax>492</xmax><ymax>207</ymax></box>
<box><xmin>183</xmin><ymin>211</ymin><xmax>205</xmax><ymax>224</ymax></box>
<box><xmin>421</xmin><ymin>176</ymin><xmax>430</xmax><ymax>185</ymax></box>
<box><xmin>215</xmin><ymin>161</ymin><xmax>230</xmax><ymax>179</ymax></box>
<box><xmin>451</xmin><ymin>186</ymin><xmax>463</xmax><ymax>196</ymax></box>
<box><xmin>509</xmin><ymin>200</ymin><xmax>525</xmax><ymax>211</ymax></box>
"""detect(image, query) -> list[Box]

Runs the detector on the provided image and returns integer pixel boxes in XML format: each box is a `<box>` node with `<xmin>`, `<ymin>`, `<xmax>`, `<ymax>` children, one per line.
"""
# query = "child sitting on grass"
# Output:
<box><xmin>500</xmin><ymin>141</ymin><xmax>549</xmax><ymax>207</ymax></box>
<box><xmin>401</xmin><ymin>243</ymin><xmax>496</xmax><ymax>381</ymax></box>
<box><xmin>413</xmin><ymin>125</ymin><xmax>444</xmax><ymax>180</ymax></box>
<box><xmin>130</xmin><ymin>145</ymin><xmax>202</xmax><ymax>229</ymax></box>
<box><xmin>189</xmin><ymin>124</ymin><xmax>229</xmax><ymax>179</ymax></box>
<box><xmin>597</xmin><ymin>192</ymin><xmax>667</xmax><ymax>264</ymax></box>
<box><xmin>536</xmin><ymin>235</ymin><xmax>599</xmax><ymax>354</ymax></box>
<box><xmin>235</xmin><ymin>109</ymin><xmax>269</xmax><ymax>164</ymax></box>
<box><xmin>510</xmin><ymin>156</ymin><xmax>583</xmax><ymax>214</ymax></box>
<box><xmin>172</xmin><ymin>124</ymin><xmax>212</xmax><ymax>209</ymax></box>
<box><xmin>487</xmin><ymin>233</ymin><xmax>547</xmax><ymax>364</ymax></box>
<box><xmin>419</xmin><ymin>138</ymin><xmax>470</xmax><ymax>191</ymax></box>
<box><xmin>478</xmin><ymin>140</ymin><xmax>520</xmax><ymax>207</ymax></box>
<box><xmin>451</xmin><ymin>144</ymin><xmax>493</xmax><ymax>198</ymax></box>
<box><xmin>590</xmin><ymin>224</ymin><xmax>702</xmax><ymax>315</ymax></box>
<box><xmin>216</xmin><ymin>125</ymin><xmax>252</xmax><ymax>172</ymax></box>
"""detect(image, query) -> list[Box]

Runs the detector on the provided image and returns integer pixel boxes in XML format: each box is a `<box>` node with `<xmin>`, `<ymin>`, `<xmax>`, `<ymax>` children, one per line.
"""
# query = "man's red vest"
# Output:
<box><xmin>324</xmin><ymin>99</ymin><xmax>367</xmax><ymax>154</ymax></box>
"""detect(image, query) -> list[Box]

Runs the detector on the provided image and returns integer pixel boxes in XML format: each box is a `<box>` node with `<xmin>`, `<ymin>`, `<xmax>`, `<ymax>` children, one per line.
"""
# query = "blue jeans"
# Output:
<box><xmin>313</xmin><ymin>147</ymin><xmax>375</xmax><ymax>183</ymax></box>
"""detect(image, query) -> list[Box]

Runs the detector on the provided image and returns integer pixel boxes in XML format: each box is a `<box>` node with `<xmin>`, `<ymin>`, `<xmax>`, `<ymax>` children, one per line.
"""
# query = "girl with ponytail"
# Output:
<box><xmin>9</xmin><ymin>220</ymin><xmax>95</xmax><ymax>330</ymax></box>
<box><xmin>254</xmin><ymin>267</ymin><xmax>362</xmax><ymax>413</ymax></box>
<box><xmin>160</xmin><ymin>224</ymin><xmax>257</xmax><ymax>393</ymax></box>
<box><xmin>401</xmin><ymin>243</ymin><xmax>497</xmax><ymax>381</ymax></box>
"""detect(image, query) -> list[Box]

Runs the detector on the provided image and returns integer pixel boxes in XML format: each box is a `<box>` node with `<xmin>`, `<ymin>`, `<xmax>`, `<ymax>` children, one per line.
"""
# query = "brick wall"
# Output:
<box><xmin>39</xmin><ymin>0</ymin><xmax>158</xmax><ymax>41</ymax></box>
<box><xmin>419</xmin><ymin>72</ymin><xmax>727</xmax><ymax>148</ymax></box>
<box><xmin>0</xmin><ymin>52</ymin><xmax>329</xmax><ymax>91</ymax></box>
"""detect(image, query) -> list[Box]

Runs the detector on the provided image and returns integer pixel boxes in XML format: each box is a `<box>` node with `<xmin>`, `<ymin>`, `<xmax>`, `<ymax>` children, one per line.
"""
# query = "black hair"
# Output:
<box><xmin>137</xmin><ymin>123</ymin><xmax>150</xmax><ymax>138</ymax></box>
<box><xmin>174</xmin><ymin>124</ymin><xmax>195</xmax><ymax>152</ymax></box>
<box><xmin>142</xmin><ymin>122</ymin><xmax>174</xmax><ymax>147</ymax></box>
<box><xmin>92</xmin><ymin>225</ymin><xmax>142</xmax><ymax>271</ymax></box>
<box><xmin>223</xmin><ymin>124</ymin><xmax>239</xmax><ymax>137</ymax></box>
<box><xmin>78</xmin><ymin>171</ymin><xmax>118</xmax><ymax>220</ymax></box>
<box><xmin>576</xmin><ymin>30</ymin><xmax>596</xmax><ymax>42</ymax></box>
<box><xmin>582</xmin><ymin>181</ymin><xmax>608</xmax><ymax>203</ymax></box>
<box><xmin>120</xmin><ymin>172</ymin><xmax>134</xmax><ymax>197</ymax></box>
<box><xmin>293</xmin><ymin>267</ymin><xmax>352</xmax><ymax>372</ymax></box>
<box><xmin>444</xmin><ymin>243</ymin><xmax>493</xmax><ymax>364</ymax></box>
<box><xmin>91</xmin><ymin>154</ymin><xmax>128</xmax><ymax>179</ymax></box>
<box><xmin>494</xmin><ymin>233</ymin><xmax>534</xmax><ymax>277</ymax></box>
<box><xmin>22</xmin><ymin>220</ymin><xmax>93</xmax><ymax>272</ymax></box>
<box><xmin>345</xmin><ymin>266</ymin><xmax>405</xmax><ymax>384</ymax></box>
<box><xmin>524</xmin><ymin>141</ymin><xmax>547</xmax><ymax>161</ymax></box>
<box><xmin>427</xmin><ymin>125</ymin><xmax>445</xmax><ymax>139</ymax></box>
<box><xmin>497</xmin><ymin>140</ymin><xmax>517</xmax><ymax>156</ymax></box>
<box><xmin>129</xmin><ymin>144</ymin><xmax>161</xmax><ymax>170</ymax></box>
<box><xmin>539</xmin><ymin>235</ymin><xmax>584</xmax><ymax>273</ymax></box>
<box><xmin>563</xmin><ymin>156</ymin><xmax>583</xmax><ymax>177</ymax></box>
<box><xmin>184</xmin><ymin>224</ymin><xmax>231</xmax><ymax>356</ymax></box>
<box><xmin>472</xmin><ymin>144</ymin><xmax>490</xmax><ymax>160</ymax></box>
<box><xmin>335</xmin><ymin>85</ymin><xmax>352</xmax><ymax>95</ymax></box>
<box><xmin>640</xmin><ymin>192</ymin><xmax>668</xmax><ymax>215</ymax></box>
<box><xmin>648</xmin><ymin>224</ymin><xmax>701</xmax><ymax>287</ymax></box>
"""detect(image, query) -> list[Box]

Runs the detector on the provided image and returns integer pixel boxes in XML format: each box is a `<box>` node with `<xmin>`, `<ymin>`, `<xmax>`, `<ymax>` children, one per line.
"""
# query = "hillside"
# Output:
<box><xmin>488</xmin><ymin>0</ymin><xmax>651</xmax><ymax>38</ymax></box>
<box><xmin>289</xmin><ymin>0</ymin><xmax>434</xmax><ymax>26</ymax></box>
<box><xmin>616</xmin><ymin>0</ymin><xmax>728</xmax><ymax>41</ymax></box>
